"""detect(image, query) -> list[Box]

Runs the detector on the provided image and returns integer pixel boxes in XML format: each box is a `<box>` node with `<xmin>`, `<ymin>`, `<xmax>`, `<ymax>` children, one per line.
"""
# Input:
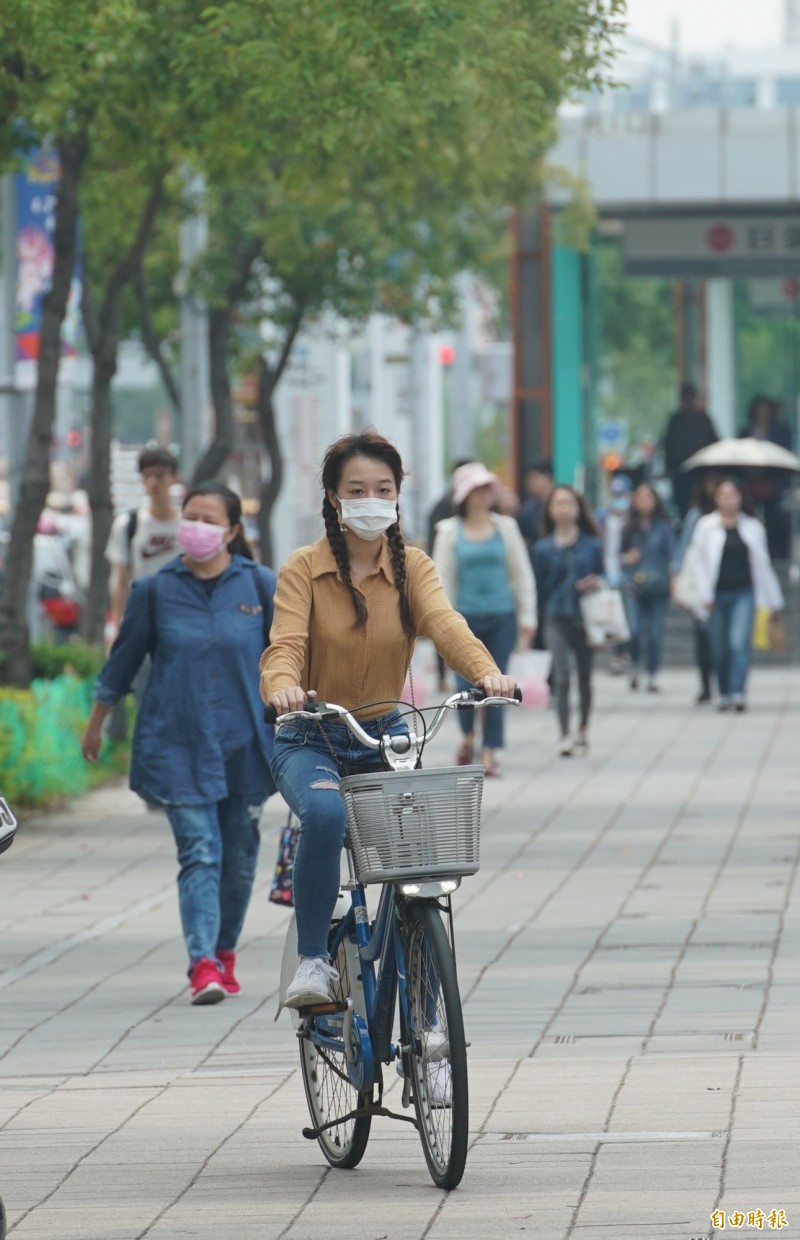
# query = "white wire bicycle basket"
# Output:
<box><xmin>339</xmin><ymin>765</ymin><xmax>484</xmax><ymax>885</ymax></box>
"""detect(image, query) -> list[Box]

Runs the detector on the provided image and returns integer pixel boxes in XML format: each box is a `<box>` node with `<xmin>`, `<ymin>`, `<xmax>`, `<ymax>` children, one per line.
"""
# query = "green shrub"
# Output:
<box><xmin>0</xmin><ymin>672</ymin><xmax>130</xmax><ymax>806</ymax></box>
<box><xmin>30</xmin><ymin>641</ymin><xmax>106</xmax><ymax>681</ymax></box>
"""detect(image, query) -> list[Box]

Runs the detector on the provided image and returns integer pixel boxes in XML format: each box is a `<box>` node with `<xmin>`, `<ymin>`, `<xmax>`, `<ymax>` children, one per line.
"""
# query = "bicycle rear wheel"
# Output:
<box><xmin>298</xmin><ymin>930</ymin><xmax>371</xmax><ymax>1169</ymax></box>
<box><xmin>401</xmin><ymin>902</ymin><xmax>469</xmax><ymax>1189</ymax></box>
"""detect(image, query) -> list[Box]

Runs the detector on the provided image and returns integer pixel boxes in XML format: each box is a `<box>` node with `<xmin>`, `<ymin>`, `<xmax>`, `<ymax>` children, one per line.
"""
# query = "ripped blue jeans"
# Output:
<box><xmin>165</xmin><ymin>793</ymin><xmax>263</xmax><ymax>970</ymax></box>
<box><xmin>270</xmin><ymin>710</ymin><xmax>407</xmax><ymax>958</ymax></box>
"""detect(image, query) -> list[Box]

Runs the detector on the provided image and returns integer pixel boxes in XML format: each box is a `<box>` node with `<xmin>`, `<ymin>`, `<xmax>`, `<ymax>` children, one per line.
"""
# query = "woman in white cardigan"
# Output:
<box><xmin>688</xmin><ymin>478</ymin><xmax>784</xmax><ymax>711</ymax></box>
<box><xmin>432</xmin><ymin>461</ymin><xmax>536</xmax><ymax>773</ymax></box>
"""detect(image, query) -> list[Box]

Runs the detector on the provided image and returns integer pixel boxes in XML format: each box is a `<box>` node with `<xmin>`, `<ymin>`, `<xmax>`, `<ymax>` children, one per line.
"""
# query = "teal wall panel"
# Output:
<box><xmin>551</xmin><ymin>244</ymin><xmax>584</xmax><ymax>486</ymax></box>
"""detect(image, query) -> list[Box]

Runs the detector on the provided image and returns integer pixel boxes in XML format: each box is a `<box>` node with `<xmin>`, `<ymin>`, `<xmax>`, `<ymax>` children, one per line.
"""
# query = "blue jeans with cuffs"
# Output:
<box><xmin>270</xmin><ymin>710</ymin><xmax>407</xmax><ymax>959</ymax></box>
<box><xmin>165</xmin><ymin>793</ymin><xmax>263</xmax><ymax>970</ymax></box>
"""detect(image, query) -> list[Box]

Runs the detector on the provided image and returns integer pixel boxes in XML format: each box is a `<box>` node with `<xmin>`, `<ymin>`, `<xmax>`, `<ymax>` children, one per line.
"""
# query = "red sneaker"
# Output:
<box><xmin>217</xmin><ymin>950</ymin><xmax>241</xmax><ymax>996</ymax></box>
<box><xmin>189</xmin><ymin>957</ymin><xmax>225</xmax><ymax>1005</ymax></box>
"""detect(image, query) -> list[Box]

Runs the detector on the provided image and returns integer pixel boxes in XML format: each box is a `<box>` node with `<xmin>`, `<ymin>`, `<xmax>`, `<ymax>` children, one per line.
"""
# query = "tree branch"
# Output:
<box><xmin>134</xmin><ymin>269</ymin><xmax>181</xmax><ymax>415</ymax></box>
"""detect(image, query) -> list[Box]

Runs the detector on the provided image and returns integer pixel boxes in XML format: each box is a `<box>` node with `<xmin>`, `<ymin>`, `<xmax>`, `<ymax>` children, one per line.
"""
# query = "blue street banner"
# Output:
<box><xmin>15</xmin><ymin>146</ymin><xmax>81</xmax><ymax>362</ymax></box>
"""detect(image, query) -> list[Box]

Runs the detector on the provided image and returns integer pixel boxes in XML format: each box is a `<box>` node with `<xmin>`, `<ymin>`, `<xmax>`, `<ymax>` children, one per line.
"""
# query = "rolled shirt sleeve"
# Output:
<box><xmin>94</xmin><ymin>578</ymin><xmax>153</xmax><ymax>705</ymax></box>
<box><xmin>259</xmin><ymin>553</ymin><xmax>312</xmax><ymax>703</ymax></box>
<box><xmin>407</xmin><ymin>551</ymin><xmax>500</xmax><ymax>683</ymax></box>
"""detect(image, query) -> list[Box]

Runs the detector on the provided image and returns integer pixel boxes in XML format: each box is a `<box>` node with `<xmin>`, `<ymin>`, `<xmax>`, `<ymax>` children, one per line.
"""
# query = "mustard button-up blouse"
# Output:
<box><xmin>259</xmin><ymin>536</ymin><xmax>500</xmax><ymax>719</ymax></box>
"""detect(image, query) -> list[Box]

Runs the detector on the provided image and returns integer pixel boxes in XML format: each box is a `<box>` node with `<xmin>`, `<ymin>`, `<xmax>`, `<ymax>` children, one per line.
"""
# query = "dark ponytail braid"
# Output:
<box><xmin>386</xmin><ymin>520</ymin><xmax>414</xmax><ymax>637</ymax></box>
<box><xmin>322</xmin><ymin>495</ymin><xmax>368</xmax><ymax>628</ymax></box>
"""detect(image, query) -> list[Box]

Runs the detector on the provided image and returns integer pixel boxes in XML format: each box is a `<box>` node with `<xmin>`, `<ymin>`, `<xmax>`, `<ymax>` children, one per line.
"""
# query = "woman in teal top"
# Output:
<box><xmin>433</xmin><ymin>462</ymin><xmax>536</xmax><ymax>774</ymax></box>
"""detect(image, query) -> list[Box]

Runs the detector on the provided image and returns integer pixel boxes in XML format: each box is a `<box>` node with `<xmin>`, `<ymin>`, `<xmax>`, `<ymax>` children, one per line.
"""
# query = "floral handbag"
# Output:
<box><xmin>268</xmin><ymin>810</ymin><xmax>298</xmax><ymax>907</ymax></box>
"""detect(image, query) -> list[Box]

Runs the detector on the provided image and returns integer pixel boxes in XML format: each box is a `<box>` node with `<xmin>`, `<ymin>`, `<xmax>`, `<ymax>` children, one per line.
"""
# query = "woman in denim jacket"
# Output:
<box><xmin>533</xmin><ymin>486</ymin><xmax>604</xmax><ymax>757</ymax></box>
<box><xmin>81</xmin><ymin>482</ymin><xmax>276</xmax><ymax>1005</ymax></box>
<box><xmin>621</xmin><ymin>484</ymin><xmax>676</xmax><ymax>693</ymax></box>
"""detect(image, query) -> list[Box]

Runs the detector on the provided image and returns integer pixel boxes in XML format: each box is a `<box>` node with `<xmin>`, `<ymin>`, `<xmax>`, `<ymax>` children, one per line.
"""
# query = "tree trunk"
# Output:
<box><xmin>254</xmin><ymin>310</ymin><xmax>304</xmax><ymax>566</ymax></box>
<box><xmin>134</xmin><ymin>269</ymin><xmax>181</xmax><ymax>418</ymax></box>
<box><xmin>82</xmin><ymin>176</ymin><xmax>166</xmax><ymax>644</ymax></box>
<box><xmin>190</xmin><ymin>306</ymin><xmax>234</xmax><ymax>484</ymax></box>
<box><xmin>256</xmin><ymin>362</ymin><xmax>282</xmax><ymax>567</ymax></box>
<box><xmin>0</xmin><ymin>134</ymin><xmax>87</xmax><ymax>686</ymax></box>
<box><xmin>81</xmin><ymin>310</ymin><xmax>116</xmax><ymax>643</ymax></box>
<box><xmin>190</xmin><ymin>236</ymin><xmax>262</xmax><ymax>487</ymax></box>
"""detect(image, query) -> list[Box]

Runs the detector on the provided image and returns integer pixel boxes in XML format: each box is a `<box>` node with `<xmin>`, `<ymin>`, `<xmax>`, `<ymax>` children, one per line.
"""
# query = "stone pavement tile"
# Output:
<box><xmin>572</xmin><ymin>1193</ymin><xmax>716</xmax><ymax>1238</ymax></box>
<box><xmin>6</xmin><ymin>1205</ymin><xmax>162</xmax><ymax>1240</ymax></box>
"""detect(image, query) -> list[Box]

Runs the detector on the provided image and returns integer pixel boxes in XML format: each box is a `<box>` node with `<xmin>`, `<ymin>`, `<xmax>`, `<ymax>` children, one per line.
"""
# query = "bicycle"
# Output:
<box><xmin>266</xmin><ymin>687</ymin><xmax>520</xmax><ymax>1190</ymax></box>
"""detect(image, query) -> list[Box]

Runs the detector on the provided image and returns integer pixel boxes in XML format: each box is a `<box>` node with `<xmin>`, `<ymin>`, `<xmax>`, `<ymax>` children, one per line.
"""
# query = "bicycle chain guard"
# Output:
<box><xmin>344</xmin><ymin>1007</ymin><xmax>374</xmax><ymax>1093</ymax></box>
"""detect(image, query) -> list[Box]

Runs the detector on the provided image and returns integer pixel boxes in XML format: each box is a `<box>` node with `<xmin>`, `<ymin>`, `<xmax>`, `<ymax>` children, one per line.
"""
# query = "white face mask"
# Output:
<box><xmin>337</xmin><ymin>496</ymin><xmax>398</xmax><ymax>541</ymax></box>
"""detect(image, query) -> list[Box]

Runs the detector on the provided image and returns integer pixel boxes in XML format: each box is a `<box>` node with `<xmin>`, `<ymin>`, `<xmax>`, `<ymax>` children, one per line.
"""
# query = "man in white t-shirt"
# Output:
<box><xmin>105</xmin><ymin>447</ymin><xmax>181</xmax><ymax>641</ymax></box>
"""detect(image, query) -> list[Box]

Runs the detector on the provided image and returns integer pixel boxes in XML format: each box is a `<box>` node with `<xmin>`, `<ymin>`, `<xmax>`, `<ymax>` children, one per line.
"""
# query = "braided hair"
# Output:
<box><xmin>321</xmin><ymin>430</ymin><xmax>414</xmax><ymax>637</ymax></box>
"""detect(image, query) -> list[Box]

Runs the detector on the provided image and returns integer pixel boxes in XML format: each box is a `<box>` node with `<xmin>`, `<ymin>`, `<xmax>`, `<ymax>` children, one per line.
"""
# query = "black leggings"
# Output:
<box><xmin>546</xmin><ymin>615</ymin><xmax>594</xmax><ymax>737</ymax></box>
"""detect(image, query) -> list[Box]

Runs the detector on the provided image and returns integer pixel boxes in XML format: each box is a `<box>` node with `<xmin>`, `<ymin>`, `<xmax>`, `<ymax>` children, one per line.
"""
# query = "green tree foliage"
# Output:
<box><xmin>733</xmin><ymin>284</ymin><xmax>800</xmax><ymax>434</ymax></box>
<box><xmin>595</xmin><ymin>238</ymin><xmax>676</xmax><ymax>446</ymax></box>
<box><xmin>1</xmin><ymin>0</ymin><xmax>624</xmax><ymax>680</ymax></box>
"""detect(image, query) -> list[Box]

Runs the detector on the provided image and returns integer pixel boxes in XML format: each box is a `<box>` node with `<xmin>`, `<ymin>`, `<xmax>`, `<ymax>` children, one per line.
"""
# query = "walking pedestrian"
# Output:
<box><xmin>739</xmin><ymin>395</ymin><xmax>792</xmax><ymax>559</ymax></box>
<box><xmin>105</xmin><ymin>446</ymin><xmax>182</xmax><ymax>642</ymax></box>
<box><xmin>432</xmin><ymin>461</ymin><xmax>536</xmax><ymax>775</ymax></box>
<box><xmin>261</xmin><ymin>431</ymin><xmax>515</xmax><ymax>1009</ymax></box>
<box><xmin>532</xmin><ymin>486</ymin><xmax>604</xmax><ymax>758</ymax></box>
<box><xmin>81</xmin><ymin>482</ymin><xmax>277</xmax><ymax>1004</ymax></box>
<box><xmin>621</xmin><ymin>483</ymin><xmax>675</xmax><ymax>693</ymax></box>
<box><xmin>663</xmin><ymin>382</ymin><xmax>718</xmax><ymax>518</ymax></box>
<box><xmin>688</xmin><ymin>478</ymin><xmax>784</xmax><ymax>712</ymax></box>
<box><xmin>104</xmin><ymin>446</ymin><xmax>182</xmax><ymax>743</ymax></box>
<box><xmin>596</xmin><ymin>475</ymin><xmax>633</xmax><ymax>674</ymax></box>
<box><xmin>672</xmin><ymin>474</ymin><xmax>718</xmax><ymax>703</ymax></box>
<box><xmin>426</xmin><ymin>458</ymin><xmax>475</xmax><ymax>690</ymax></box>
<box><xmin>517</xmin><ymin>458</ymin><xmax>553</xmax><ymax>562</ymax></box>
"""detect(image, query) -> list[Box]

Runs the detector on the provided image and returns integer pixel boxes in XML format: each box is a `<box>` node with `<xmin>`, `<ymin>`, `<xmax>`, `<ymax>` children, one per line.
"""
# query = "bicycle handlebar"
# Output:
<box><xmin>263</xmin><ymin>688</ymin><xmax>522</xmax><ymax>751</ymax></box>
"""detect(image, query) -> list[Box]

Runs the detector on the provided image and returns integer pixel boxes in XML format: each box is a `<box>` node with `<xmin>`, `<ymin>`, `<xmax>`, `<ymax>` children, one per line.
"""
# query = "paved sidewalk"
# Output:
<box><xmin>1</xmin><ymin>668</ymin><xmax>800</xmax><ymax>1240</ymax></box>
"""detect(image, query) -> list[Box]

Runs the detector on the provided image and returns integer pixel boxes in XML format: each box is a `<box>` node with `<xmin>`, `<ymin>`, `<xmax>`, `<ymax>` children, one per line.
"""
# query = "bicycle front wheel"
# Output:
<box><xmin>401</xmin><ymin>902</ymin><xmax>469</xmax><ymax>1189</ymax></box>
<box><xmin>299</xmin><ymin>933</ymin><xmax>371</xmax><ymax>1169</ymax></box>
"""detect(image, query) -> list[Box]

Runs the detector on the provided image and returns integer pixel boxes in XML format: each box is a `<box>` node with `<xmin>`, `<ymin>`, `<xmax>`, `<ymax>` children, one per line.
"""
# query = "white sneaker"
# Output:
<box><xmin>396</xmin><ymin>1055</ymin><xmax>453</xmax><ymax>1107</ymax></box>
<box><xmin>427</xmin><ymin>1060</ymin><xmax>452</xmax><ymax>1108</ymax></box>
<box><xmin>284</xmin><ymin>957</ymin><xmax>339</xmax><ymax>1009</ymax></box>
<box><xmin>558</xmin><ymin>736</ymin><xmax>573</xmax><ymax>758</ymax></box>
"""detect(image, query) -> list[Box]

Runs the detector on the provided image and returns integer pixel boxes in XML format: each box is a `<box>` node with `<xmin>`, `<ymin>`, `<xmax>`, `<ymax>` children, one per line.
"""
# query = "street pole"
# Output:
<box><xmin>178</xmin><ymin>173</ymin><xmax>210</xmax><ymax>480</ymax></box>
<box><xmin>409</xmin><ymin>328</ymin><xmax>445</xmax><ymax>544</ymax></box>
<box><xmin>0</xmin><ymin>173</ymin><xmax>22</xmax><ymax>520</ymax></box>
<box><xmin>451</xmin><ymin>272</ymin><xmax>474</xmax><ymax>463</ymax></box>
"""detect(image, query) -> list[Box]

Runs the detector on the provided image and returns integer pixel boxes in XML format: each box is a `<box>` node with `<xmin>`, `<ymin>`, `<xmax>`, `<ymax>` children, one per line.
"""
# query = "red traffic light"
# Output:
<box><xmin>65</xmin><ymin>429</ymin><xmax>83</xmax><ymax>449</ymax></box>
<box><xmin>438</xmin><ymin>345</ymin><xmax>456</xmax><ymax>366</ymax></box>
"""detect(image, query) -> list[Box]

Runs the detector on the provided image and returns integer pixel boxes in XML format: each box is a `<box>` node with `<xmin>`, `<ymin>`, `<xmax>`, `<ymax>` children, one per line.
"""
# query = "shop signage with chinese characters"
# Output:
<box><xmin>623</xmin><ymin>216</ymin><xmax>800</xmax><ymax>277</ymax></box>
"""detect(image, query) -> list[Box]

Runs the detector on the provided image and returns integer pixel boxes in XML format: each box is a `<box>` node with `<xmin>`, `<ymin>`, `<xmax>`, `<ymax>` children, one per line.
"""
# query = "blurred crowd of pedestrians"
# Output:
<box><xmin>426</xmin><ymin>380</ymin><xmax>791</xmax><ymax>763</ymax></box>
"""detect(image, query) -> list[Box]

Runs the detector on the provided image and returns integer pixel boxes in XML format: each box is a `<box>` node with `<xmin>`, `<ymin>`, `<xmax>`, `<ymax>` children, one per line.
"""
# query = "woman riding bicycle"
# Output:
<box><xmin>260</xmin><ymin>430</ymin><xmax>516</xmax><ymax>1009</ymax></box>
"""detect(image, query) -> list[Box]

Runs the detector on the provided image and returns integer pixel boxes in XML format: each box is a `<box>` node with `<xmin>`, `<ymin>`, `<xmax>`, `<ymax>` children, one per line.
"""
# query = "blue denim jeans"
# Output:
<box><xmin>625</xmin><ymin>593</ymin><xmax>669</xmax><ymax>677</ymax></box>
<box><xmin>165</xmin><ymin>793</ymin><xmax>263</xmax><ymax>970</ymax></box>
<box><xmin>709</xmin><ymin>587</ymin><xmax>755</xmax><ymax>698</ymax></box>
<box><xmin>271</xmin><ymin>711</ymin><xmax>408</xmax><ymax>959</ymax></box>
<box><xmin>454</xmin><ymin>610</ymin><xmax>517</xmax><ymax>748</ymax></box>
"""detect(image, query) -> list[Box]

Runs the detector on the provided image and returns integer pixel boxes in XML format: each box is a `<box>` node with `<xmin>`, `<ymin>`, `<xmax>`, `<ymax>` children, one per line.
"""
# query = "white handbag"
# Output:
<box><xmin>672</xmin><ymin>542</ymin><xmax>701</xmax><ymax>613</ymax></box>
<box><xmin>579</xmin><ymin>588</ymin><xmax>630</xmax><ymax>649</ymax></box>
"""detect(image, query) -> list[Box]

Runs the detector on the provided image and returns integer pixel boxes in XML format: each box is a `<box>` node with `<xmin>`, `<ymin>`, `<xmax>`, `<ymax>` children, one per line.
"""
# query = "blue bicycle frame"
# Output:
<box><xmin>308</xmin><ymin>877</ymin><xmax>409</xmax><ymax>1095</ymax></box>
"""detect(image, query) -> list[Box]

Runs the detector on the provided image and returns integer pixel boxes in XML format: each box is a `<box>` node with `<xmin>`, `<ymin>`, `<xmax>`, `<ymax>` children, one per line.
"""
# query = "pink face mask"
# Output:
<box><xmin>178</xmin><ymin>519</ymin><xmax>228</xmax><ymax>562</ymax></box>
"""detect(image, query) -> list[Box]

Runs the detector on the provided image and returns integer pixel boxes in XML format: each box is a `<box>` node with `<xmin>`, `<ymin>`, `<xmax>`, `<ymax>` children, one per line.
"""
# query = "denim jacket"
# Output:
<box><xmin>621</xmin><ymin>519</ymin><xmax>676</xmax><ymax>586</ymax></box>
<box><xmin>532</xmin><ymin>533</ymin><xmax>605</xmax><ymax>620</ymax></box>
<box><xmin>95</xmin><ymin>554</ymin><xmax>277</xmax><ymax>805</ymax></box>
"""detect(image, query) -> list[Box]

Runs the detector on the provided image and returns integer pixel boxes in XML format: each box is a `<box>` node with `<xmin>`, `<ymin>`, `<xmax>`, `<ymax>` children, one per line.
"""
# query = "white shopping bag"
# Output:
<box><xmin>507</xmin><ymin>649</ymin><xmax>551</xmax><ymax>708</ymax></box>
<box><xmin>579</xmin><ymin>588</ymin><xmax>630</xmax><ymax>649</ymax></box>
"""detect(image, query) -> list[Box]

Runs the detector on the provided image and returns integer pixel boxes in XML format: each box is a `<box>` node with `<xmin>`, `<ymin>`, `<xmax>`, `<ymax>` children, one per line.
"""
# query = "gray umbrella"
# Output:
<box><xmin>682</xmin><ymin>437</ymin><xmax>800</xmax><ymax>473</ymax></box>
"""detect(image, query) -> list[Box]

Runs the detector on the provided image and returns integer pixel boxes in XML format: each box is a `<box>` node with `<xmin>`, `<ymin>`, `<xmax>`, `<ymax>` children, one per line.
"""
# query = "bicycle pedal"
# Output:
<box><xmin>297</xmin><ymin>1000</ymin><xmax>348</xmax><ymax>1016</ymax></box>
